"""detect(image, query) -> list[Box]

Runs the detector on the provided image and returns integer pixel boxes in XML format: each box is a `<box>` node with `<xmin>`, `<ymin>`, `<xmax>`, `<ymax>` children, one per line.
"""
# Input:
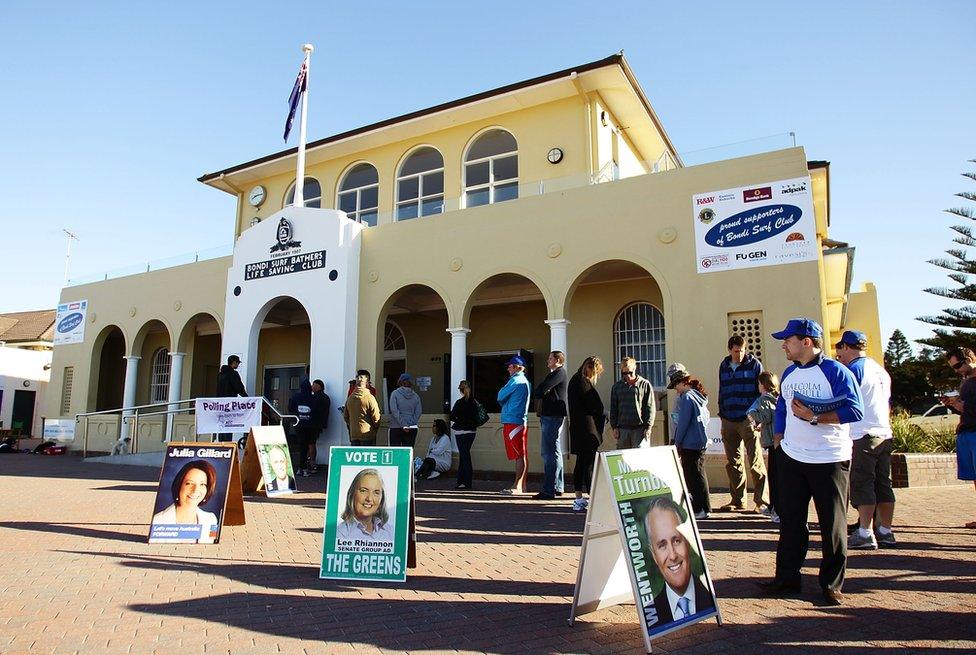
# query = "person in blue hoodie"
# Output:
<box><xmin>288</xmin><ymin>378</ymin><xmax>320</xmax><ymax>477</ymax></box>
<box><xmin>667</xmin><ymin>363</ymin><xmax>712</xmax><ymax>519</ymax></box>
<box><xmin>497</xmin><ymin>355</ymin><xmax>532</xmax><ymax>495</ymax></box>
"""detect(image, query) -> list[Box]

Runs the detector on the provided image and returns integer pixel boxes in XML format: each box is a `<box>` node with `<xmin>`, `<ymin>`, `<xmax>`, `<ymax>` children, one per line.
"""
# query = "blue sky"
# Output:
<box><xmin>1</xmin><ymin>1</ymin><xmax>973</xmax><ymax>349</ymax></box>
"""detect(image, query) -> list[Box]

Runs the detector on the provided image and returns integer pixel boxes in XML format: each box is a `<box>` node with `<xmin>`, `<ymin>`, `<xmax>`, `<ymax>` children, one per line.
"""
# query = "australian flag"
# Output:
<box><xmin>283</xmin><ymin>60</ymin><xmax>307</xmax><ymax>142</ymax></box>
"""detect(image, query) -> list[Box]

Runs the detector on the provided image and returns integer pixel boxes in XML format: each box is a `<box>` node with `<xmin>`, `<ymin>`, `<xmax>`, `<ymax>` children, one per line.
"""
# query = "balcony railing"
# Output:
<box><xmin>65</xmin><ymin>133</ymin><xmax>795</xmax><ymax>288</ymax></box>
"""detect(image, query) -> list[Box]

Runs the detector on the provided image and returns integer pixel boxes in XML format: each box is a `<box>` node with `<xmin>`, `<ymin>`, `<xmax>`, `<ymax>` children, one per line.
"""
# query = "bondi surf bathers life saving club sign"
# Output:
<box><xmin>692</xmin><ymin>177</ymin><xmax>818</xmax><ymax>274</ymax></box>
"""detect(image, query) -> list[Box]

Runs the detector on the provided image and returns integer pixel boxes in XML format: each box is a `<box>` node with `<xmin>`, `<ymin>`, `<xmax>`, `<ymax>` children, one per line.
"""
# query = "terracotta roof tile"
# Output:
<box><xmin>0</xmin><ymin>309</ymin><xmax>56</xmax><ymax>343</ymax></box>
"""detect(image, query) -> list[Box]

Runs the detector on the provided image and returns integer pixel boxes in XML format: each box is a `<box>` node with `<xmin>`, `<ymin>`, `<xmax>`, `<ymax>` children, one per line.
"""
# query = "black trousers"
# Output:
<box><xmin>573</xmin><ymin>439</ymin><xmax>599</xmax><ymax>494</ymax></box>
<box><xmin>775</xmin><ymin>449</ymin><xmax>850</xmax><ymax>591</ymax></box>
<box><xmin>416</xmin><ymin>457</ymin><xmax>436</xmax><ymax>479</ymax></box>
<box><xmin>455</xmin><ymin>432</ymin><xmax>476</xmax><ymax>487</ymax></box>
<box><xmin>766</xmin><ymin>444</ymin><xmax>780</xmax><ymax>514</ymax></box>
<box><xmin>679</xmin><ymin>448</ymin><xmax>711</xmax><ymax>514</ymax></box>
<box><xmin>389</xmin><ymin>427</ymin><xmax>417</xmax><ymax>448</ymax></box>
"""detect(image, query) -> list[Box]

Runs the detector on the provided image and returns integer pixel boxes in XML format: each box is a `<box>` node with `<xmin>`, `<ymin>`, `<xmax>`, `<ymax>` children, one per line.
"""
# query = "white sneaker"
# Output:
<box><xmin>694</xmin><ymin>510</ymin><xmax>710</xmax><ymax>520</ymax></box>
<box><xmin>572</xmin><ymin>498</ymin><xmax>589</xmax><ymax>512</ymax></box>
<box><xmin>771</xmin><ymin>510</ymin><xmax>780</xmax><ymax>524</ymax></box>
<box><xmin>427</xmin><ymin>471</ymin><xmax>440</xmax><ymax>479</ymax></box>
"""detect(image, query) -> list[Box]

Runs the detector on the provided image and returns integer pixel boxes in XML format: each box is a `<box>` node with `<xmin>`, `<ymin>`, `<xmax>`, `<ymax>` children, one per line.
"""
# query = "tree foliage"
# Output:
<box><xmin>884</xmin><ymin>329</ymin><xmax>912</xmax><ymax>367</ymax></box>
<box><xmin>918</xmin><ymin>159</ymin><xmax>976</xmax><ymax>352</ymax></box>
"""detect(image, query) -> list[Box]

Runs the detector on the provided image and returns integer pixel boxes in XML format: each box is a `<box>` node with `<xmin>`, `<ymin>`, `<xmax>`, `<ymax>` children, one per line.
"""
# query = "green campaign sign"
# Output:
<box><xmin>320</xmin><ymin>446</ymin><xmax>412</xmax><ymax>582</ymax></box>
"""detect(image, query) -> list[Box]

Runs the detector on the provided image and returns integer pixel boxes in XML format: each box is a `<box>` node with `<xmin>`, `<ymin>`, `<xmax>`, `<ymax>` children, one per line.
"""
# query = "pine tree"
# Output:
<box><xmin>884</xmin><ymin>329</ymin><xmax>912</xmax><ymax>367</ymax></box>
<box><xmin>918</xmin><ymin>159</ymin><xmax>976</xmax><ymax>351</ymax></box>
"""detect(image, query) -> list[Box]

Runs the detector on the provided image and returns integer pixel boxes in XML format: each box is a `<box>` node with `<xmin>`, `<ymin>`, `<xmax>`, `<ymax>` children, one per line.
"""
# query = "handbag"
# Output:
<box><xmin>476</xmin><ymin>401</ymin><xmax>490</xmax><ymax>427</ymax></box>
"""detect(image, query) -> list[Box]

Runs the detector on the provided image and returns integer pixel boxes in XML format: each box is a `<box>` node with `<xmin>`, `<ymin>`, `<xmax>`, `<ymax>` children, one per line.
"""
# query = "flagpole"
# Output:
<box><xmin>293</xmin><ymin>43</ymin><xmax>313</xmax><ymax>206</ymax></box>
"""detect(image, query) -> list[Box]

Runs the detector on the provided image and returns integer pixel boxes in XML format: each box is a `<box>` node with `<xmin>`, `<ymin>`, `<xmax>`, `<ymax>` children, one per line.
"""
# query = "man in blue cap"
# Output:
<box><xmin>758</xmin><ymin>318</ymin><xmax>863</xmax><ymax>606</ymax></box>
<box><xmin>498</xmin><ymin>355</ymin><xmax>532</xmax><ymax>494</ymax></box>
<box><xmin>834</xmin><ymin>330</ymin><xmax>895</xmax><ymax>550</ymax></box>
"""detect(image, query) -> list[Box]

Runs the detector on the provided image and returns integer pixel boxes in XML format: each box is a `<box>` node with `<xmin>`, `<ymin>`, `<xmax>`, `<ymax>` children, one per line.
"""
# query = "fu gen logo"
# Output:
<box><xmin>270</xmin><ymin>217</ymin><xmax>302</xmax><ymax>253</ymax></box>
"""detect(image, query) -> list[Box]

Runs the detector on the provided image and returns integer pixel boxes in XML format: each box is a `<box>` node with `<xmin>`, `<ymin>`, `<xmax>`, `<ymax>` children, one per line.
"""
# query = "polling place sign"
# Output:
<box><xmin>54</xmin><ymin>300</ymin><xmax>88</xmax><ymax>345</ymax></box>
<box><xmin>195</xmin><ymin>397</ymin><xmax>262</xmax><ymax>433</ymax></box>
<box><xmin>321</xmin><ymin>446</ymin><xmax>412</xmax><ymax>582</ymax></box>
<box><xmin>693</xmin><ymin>177</ymin><xmax>817</xmax><ymax>274</ymax></box>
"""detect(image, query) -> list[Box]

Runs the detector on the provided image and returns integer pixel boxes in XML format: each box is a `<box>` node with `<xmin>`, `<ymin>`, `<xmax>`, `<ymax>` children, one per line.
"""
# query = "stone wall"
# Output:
<box><xmin>891</xmin><ymin>453</ymin><xmax>962</xmax><ymax>488</ymax></box>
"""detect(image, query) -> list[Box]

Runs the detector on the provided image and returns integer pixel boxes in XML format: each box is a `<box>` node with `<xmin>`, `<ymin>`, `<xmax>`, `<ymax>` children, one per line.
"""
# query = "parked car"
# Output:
<box><xmin>906</xmin><ymin>403</ymin><xmax>956</xmax><ymax>434</ymax></box>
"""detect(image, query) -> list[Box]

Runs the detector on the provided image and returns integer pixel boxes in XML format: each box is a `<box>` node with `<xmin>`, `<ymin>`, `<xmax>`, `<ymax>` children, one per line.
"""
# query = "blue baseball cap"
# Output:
<box><xmin>506</xmin><ymin>356</ymin><xmax>526</xmax><ymax>367</ymax></box>
<box><xmin>771</xmin><ymin>318</ymin><xmax>824</xmax><ymax>341</ymax></box>
<box><xmin>397</xmin><ymin>373</ymin><xmax>413</xmax><ymax>383</ymax></box>
<box><xmin>835</xmin><ymin>330</ymin><xmax>868</xmax><ymax>348</ymax></box>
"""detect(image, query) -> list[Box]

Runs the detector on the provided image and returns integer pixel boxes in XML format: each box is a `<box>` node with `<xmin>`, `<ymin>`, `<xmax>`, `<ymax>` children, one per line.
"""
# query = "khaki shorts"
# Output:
<box><xmin>850</xmin><ymin>435</ymin><xmax>895</xmax><ymax>506</ymax></box>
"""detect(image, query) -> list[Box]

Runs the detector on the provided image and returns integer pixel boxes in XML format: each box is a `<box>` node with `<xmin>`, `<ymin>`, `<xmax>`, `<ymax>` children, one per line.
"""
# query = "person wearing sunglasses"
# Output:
<box><xmin>609</xmin><ymin>357</ymin><xmax>655</xmax><ymax>449</ymax></box>
<box><xmin>942</xmin><ymin>347</ymin><xmax>976</xmax><ymax>529</ymax></box>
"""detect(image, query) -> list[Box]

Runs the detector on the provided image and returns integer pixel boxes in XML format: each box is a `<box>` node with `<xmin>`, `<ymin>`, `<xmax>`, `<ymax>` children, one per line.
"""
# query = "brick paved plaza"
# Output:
<box><xmin>0</xmin><ymin>456</ymin><xmax>974</xmax><ymax>654</ymax></box>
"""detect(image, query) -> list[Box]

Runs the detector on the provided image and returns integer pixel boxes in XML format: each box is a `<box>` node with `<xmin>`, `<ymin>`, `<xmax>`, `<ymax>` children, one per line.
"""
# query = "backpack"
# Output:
<box><xmin>476</xmin><ymin>401</ymin><xmax>490</xmax><ymax>427</ymax></box>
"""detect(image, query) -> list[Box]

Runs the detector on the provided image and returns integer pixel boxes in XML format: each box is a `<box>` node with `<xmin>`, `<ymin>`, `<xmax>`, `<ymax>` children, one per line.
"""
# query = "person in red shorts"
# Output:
<box><xmin>497</xmin><ymin>356</ymin><xmax>532</xmax><ymax>495</ymax></box>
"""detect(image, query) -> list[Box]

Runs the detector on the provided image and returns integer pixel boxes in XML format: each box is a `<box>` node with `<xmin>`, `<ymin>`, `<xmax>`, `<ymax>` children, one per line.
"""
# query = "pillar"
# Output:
<box><xmin>119</xmin><ymin>355</ymin><xmax>141</xmax><ymax>441</ymax></box>
<box><xmin>446</xmin><ymin>327</ymin><xmax>470</xmax><ymax>406</ymax></box>
<box><xmin>165</xmin><ymin>352</ymin><xmax>186</xmax><ymax>441</ymax></box>
<box><xmin>544</xmin><ymin>318</ymin><xmax>570</xmax><ymax>359</ymax></box>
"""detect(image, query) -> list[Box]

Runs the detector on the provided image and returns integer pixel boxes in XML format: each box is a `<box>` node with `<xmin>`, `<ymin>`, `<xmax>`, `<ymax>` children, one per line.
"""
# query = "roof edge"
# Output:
<box><xmin>198</xmin><ymin>54</ymin><xmax>627</xmax><ymax>185</ymax></box>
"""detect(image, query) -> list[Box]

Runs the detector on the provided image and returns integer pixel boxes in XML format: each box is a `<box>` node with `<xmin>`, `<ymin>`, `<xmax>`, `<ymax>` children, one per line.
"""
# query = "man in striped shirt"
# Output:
<box><xmin>717</xmin><ymin>335</ymin><xmax>769</xmax><ymax>512</ymax></box>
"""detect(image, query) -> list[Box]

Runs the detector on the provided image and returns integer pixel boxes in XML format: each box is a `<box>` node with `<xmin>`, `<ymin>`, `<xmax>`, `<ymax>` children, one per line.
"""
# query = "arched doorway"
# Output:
<box><xmin>89</xmin><ymin>325</ymin><xmax>126</xmax><ymax>411</ymax></box>
<box><xmin>131</xmin><ymin>320</ymin><xmax>174</xmax><ymax>406</ymax></box>
<box><xmin>463</xmin><ymin>273</ymin><xmax>549</xmax><ymax>412</ymax></box>
<box><xmin>564</xmin><ymin>259</ymin><xmax>668</xmax><ymax>442</ymax></box>
<box><xmin>377</xmin><ymin>285</ymin><xmax>449</xmax><ymax>413</ymax></box>
<box><xmin>255</xmin><ymin>297</ymin><xmax>311</xmax><ymax>413</ymax></box>
<box><xmin>176</xmin><ymin>313</ymin><xmax>223</xmax><ymax>398</ymax></box>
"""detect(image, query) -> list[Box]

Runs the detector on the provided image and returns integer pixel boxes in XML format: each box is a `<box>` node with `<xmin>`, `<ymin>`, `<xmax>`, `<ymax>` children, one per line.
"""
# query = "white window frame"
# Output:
<box><xmin>383</xmin><ymin>320</ymin><xmax>406</xmax><ymax>360</ymax></box>
<box><xmin>395</xmin><ymin>146</ymin><xmax>444</xmax><ymax>221</ymax></box>
<box><xmin>613</xmin><ymin>302</ymin><xmax>666</xmax><ymax>389</ymax></box>
<box><xmin>149</xmin><ymin>347</ymin><xmax>171</xmax><ymax>404</ymax></box>
<box><xmin>463</xmin><ymin>128</ymin><xmax>519</xmax><ymax>208</ymax></box>
<box><xmin>283</xmin><ymin>177</ymin><xmax>322</xmax><ymax>208</ymax></box>
<box><xmin>336</xmin><ymin>162</ymin><xmax>379</xmax><ymax>226</ymax></box>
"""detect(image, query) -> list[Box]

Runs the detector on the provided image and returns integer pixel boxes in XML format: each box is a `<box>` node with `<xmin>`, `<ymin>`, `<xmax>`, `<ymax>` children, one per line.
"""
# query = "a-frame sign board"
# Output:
<box><xmin>569</xmin><ymin>447</ymin><xmax>721</xmax><ymax>653</ymax></box>
<box><xmin>240</xmin><ymin>425</ymin><xmax>298</xmax><ymax>497</ymax></box>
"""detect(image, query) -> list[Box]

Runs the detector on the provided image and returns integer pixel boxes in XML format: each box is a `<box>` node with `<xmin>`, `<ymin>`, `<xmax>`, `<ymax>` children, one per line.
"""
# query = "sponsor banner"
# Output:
<box><xmin>53</xmin><ymin>300</ymin><xmax>88</xmax><ymax>345</ymax></box>
<box><xmin>43</xmin><ymin>419</ymin><xmax>76</xmax><ymax>441</ymax></box>
<box><xmin>693</xmin><ymin>177</ymin><xmax>817</xmax><ymax>274</ymax></box>
<box><xmin>321</xmin><ymin>446</ymin><xmax>412</xmax><ymax>582</ymax></box>
<box><xmin>195</xmin><ymin>397</ymin><xmax>263</xmax><ymax>434</ymax></box>
<box><xmin>148</xmin><ymin>443</ymin><xmax>240</xmax><ymax>544</ymax></box>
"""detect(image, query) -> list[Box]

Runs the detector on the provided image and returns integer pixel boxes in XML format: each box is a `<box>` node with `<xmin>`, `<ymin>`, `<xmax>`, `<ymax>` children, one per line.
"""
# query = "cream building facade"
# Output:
<box><xmin>45</xmin><ymin>55</ymin><xmax>881</xmax><ymax>476</ymax></box>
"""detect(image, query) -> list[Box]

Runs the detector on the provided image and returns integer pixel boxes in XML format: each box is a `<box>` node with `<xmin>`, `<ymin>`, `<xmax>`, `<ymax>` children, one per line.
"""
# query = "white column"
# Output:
<box><xmin>446</xmin><ymin>328</ymin><xmax>470</xmax><ymax>406</ymax></box>
<box><xmin>165</xmin><ymin>352</ymin><xmax>186</xmax><ymax>441</ymax></box>
<box><xmin>544</xmin><ymin>318</ymin><xmax>570</xmax><ymax>358</ymax></box>
<box><xmin>544</xmin><ymin>319</ymin><xmax>571</xmax><ymax>456</ymax></box>
<box><xmin>120</xmin><ymin>355</ymin><xmax>141</xmax><ymax>441</ymax></box>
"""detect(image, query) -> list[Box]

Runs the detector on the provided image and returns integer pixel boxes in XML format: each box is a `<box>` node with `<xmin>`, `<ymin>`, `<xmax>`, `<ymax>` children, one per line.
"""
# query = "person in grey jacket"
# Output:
<box><xmin>609</xmin><ymin>356</ymin><xmax>656</xmax><ymax>448</ymax></box>
<box><xmin>668</xmin><ymin>363</ymin><xmax>711</xmax><ymax>519</ymax></box>
<box><xmin>389</xmin><ymin>373</ymin><xmax>422</xmax><ymax>448</ymax></box>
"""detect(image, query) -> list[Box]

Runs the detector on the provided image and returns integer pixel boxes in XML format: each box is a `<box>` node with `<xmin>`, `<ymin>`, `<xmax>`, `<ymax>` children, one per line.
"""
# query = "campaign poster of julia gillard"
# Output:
<box><xmin>148</xmin><ymin>444</ymin><xmax>235</xmax><ymax>544</ymax></box>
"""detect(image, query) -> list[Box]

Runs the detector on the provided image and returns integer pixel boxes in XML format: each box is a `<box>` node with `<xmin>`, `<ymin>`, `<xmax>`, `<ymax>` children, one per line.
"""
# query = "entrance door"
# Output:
<box><xmin>382</xmin><ymin>359</ymin><xmax>406</xmax><ymax>411</ymax></box>
<box><xmin>12</xmin><ymin>390</ymin><xmax>36</xmax><ymax>436</ymax></box>
<box><xmin>263</xmin><ymin>366</ymin><xmax>306</xmax><ymax>415</ymax></box>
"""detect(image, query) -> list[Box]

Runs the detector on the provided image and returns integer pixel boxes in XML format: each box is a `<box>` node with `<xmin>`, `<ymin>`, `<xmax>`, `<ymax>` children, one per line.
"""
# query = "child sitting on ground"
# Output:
<box><xmin>415</xmin><ymin>419</ymin><xmax>453</xmax><ymax>480</ymax></box>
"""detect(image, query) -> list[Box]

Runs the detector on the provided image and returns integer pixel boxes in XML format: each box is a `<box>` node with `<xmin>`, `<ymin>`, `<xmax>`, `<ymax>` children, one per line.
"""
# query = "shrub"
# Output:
<box><xmin>891</xmin><ymin>411</ymin><xmax>956</xmax><ymax>453</ymax></box>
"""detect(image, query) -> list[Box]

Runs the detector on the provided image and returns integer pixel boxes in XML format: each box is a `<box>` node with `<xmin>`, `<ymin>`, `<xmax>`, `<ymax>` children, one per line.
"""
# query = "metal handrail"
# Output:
<box><xmin>77</xmin><ymin>396</ymin><xmax>298</xmax><ymax>457</ymax></box>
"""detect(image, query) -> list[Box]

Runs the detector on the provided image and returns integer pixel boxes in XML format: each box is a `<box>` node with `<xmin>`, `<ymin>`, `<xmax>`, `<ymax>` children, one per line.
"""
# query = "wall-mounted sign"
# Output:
<box><xmin>244</xmin><ymin>216</ymin><xmax>327</xmax><ymax>280</ymax></box>
<box><xmin>54</xmin><ymin>300</ymin><xmax>88</xmax><ymax>346</ymax></box>
<box><xmin>693</xmin><ymin>176</ymin><xmax>817</xmax><ymax>274</ymax></box>
<box><xmin>43</xmin><ymin>419</ymin><xmax>76</xmax><ymax>441</ymax></box>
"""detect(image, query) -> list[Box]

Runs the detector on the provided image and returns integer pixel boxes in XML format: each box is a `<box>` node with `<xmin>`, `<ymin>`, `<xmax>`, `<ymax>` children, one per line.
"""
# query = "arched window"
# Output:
<box><xmin>149</xmin><ymin>347</ymin><xmax>171</xmax><ymax>404</ymax></box>
<box><xmin>464</xmin><ymin>129</ymin><xmax>518</xmax><ymax>207</ymax></box>
<box><xmin>384</xmin><ymin>321</ymin><xmax>406</xmax><ymax>358</ymax></box>
<box><xmin>284</xmin><ymin>177</ymin><xmax>322</xmax><ymax>208</ymax></box>
<box><xmin>613</xmin><ymin>302</ymin><xmax>666</xmax><ymax>388</ymax></box>
<box><xmin>396</xmin><ymin>147</ymin><xmax>444</xmax><ymax>220</ymax></box>
<box><xmin>337</xmin><ymin>163</ymin><xmax>379</xmax><ymax>226</ymax></box>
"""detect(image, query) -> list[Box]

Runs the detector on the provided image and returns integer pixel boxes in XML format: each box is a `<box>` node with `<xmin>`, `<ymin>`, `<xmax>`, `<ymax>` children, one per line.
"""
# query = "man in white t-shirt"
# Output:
<box><xmin>835</xmin><ymin>330</ymin><xmax>895</xmax><ymax>550</ymax></box>
<box><xmin>757</xmin><ymin>319</ymin><xmax>863</xmax><ymax>607</ymax></box>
